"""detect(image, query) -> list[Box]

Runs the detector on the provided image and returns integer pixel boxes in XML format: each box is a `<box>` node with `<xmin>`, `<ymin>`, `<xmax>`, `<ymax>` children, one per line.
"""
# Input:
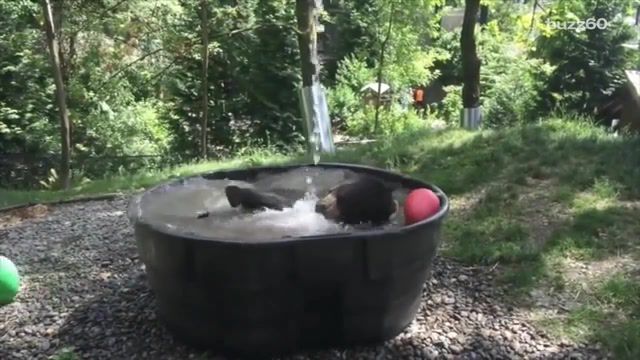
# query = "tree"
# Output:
<box><xmin>295</xmin><ymin>0</ymin><xmax>317</xmax><ymax>88</ymax></box>
<box><xmin>200</xmin><ymin>0</ymin><xmax>209</xmax><ymax>159</ymax></box>
<box><xmin>41</xmin><ymin>0</ymin><xmax>71</xmax><ymax>189</ymax></box>
<box><xmin>536</xmin><ymin>0</ymin><xmax>635</xmax><ymax>116</ymax></box>
<box><xmin>461</xmin><ymin>0</ymin><xmax>481</xmax><ymax>128</ymax></box>
<box><xmin>373</xmin><ymin>0</ymin><xmax>398</xmax><ymax>134</ymax></box>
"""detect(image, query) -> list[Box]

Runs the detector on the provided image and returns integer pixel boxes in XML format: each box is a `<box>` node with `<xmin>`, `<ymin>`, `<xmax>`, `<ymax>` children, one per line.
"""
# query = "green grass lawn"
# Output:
<box><xmin>5</xmin><ymin>118</ymin><xmax>640</xmax><ymax>359</ymax></box>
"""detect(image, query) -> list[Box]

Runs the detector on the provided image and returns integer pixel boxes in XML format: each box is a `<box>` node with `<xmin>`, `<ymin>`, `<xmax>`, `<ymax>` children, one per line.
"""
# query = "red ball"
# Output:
<box><xmin>403</xmin><ymin>188</ymin><xmax>440</xmax><ymax>225</ymax></box>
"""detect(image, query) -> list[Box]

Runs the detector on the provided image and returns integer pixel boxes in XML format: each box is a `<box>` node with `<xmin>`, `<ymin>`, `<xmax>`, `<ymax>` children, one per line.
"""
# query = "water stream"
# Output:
<box><xmin>304</xmin><ymin>99</ymin><xmax>324</xmax><ymax>196</ymax></box>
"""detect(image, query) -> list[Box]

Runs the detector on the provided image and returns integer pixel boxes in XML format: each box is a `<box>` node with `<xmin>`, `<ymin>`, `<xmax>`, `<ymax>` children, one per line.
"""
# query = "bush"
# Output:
<box><xmin>431</xmin><ymin>84</ymin><xmax>463</xmax><ymax>126</ymax></box>
<box><xmin>0</xmin><ymin>1</ymin><xmax>57</xmax><ymax>154</ymax></box>
<box><xmin>345</xmin><ymin>104</ymin><xmax>426</xmax><ymax>138</ymax></box>
<box><xmin>535</xmin><ymin>0</ymin><xmax>635</xmax><ymax>115</ymax></box>
<box><xmin>327</xmin><ymin>47</ymin><xmax>445</xmax><ymax>136</ymax></box>
<box><xmin>430</xmin><ymin>17</ymin><xmax>552</xmax><ymax>128</ymax></box>
<box><xmin>430</xmin><ymin>28</ymin><xmax>462</xmax><ymax>86</ymax></box>
<box><xmin>327</xmin><ymin>84</ymin><xmax>360</xmax><ymax>131</ymax></box>
<box><xmin>327</xmin><ymin>55</ymin><xmax>374</xmax><ymax>130</ymax></box>
<box><xmin>473</xmin><ymin>21</ymin><xmax>553</xmax><ymax>128</ymax></box>
<box><xmin>78</xmin><ymin>100</ymin><xmax>172</xmax><ymax>157</ymax></box>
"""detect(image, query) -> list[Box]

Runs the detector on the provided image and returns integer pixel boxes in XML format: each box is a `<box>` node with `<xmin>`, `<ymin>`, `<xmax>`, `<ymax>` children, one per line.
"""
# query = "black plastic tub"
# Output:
<box><xmin>130</xmin><ymin>163</ymin><xmax>449</xmax><ymax>358</ymax></box>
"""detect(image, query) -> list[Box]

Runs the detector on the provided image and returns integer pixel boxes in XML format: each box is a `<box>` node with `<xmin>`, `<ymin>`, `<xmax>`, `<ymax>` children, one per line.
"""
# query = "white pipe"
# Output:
<box><xmin>461</xmin><ymin>107</ymin><xmax>482</xmax><ymax>130</ymax></box>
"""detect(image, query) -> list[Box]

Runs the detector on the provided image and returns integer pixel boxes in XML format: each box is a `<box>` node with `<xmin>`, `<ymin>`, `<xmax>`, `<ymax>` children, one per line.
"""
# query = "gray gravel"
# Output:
<box><xmin>0</xmin><ymin>199</ymin><xmax>608</xmax><ymax>360</ymax></box>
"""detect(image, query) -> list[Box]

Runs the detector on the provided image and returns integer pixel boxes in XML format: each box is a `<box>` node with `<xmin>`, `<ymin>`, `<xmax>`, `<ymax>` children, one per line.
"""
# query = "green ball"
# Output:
<box><xmin>0</xmin><ymin>256</ymin><xmax>20</xmax><ymax>305</ymax></box>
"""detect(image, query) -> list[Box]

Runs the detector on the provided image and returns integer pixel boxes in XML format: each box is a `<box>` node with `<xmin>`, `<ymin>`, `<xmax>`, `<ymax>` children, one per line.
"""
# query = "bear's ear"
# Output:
<box><xmin>383</xmin><ymin>181</ymin><xmax>401</xmax><ymax>192</ymax></box>
<box><xmin>388</xmin><ymin>200</ymin><xmax>399</xmax><ymax>221</ymax></box>
<box><xmin>224</xmin><ymin>186</ymin><xmax>242</xmax><ymax>207</ymax></box>
<box><xmin>390</xmin><ymin>199</ymin><xmax>399</xmax><ymax>215</ymax></box>
<box><xmin>315</xmin><ymin>192</ymin><xmax>340</xmax><ymax>220</ymax></box>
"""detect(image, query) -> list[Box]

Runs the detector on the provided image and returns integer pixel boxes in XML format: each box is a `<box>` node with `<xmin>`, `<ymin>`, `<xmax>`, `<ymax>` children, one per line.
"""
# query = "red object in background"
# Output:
<box><xmin>414</xmin><ymin>88</ymin><xmax>424</xmax><ymax>103</ymax></box>
<box><xmin>403</xmin><ymin>188</ymin><xmax>440</xmax><ymax>225</ymax></box>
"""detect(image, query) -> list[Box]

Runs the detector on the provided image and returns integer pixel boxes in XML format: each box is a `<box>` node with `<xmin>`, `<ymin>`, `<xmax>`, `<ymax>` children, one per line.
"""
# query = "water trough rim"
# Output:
<box><xmin>131</xmin><ymin>162</ymin><xmax>449</xmax><ymax>245</ymax></box>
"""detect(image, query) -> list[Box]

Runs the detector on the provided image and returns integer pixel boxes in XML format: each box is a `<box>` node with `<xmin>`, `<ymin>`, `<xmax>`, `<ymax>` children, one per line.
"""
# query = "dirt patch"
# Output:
<box><xmin>563</xmin><ymin>255</ymin><xmax>640</xmax><ymax>285</ymax></box>
<box><xmin>515</xmin><ymin>178</ymin><xmax>571</xmax><ymax>248</ymax></box>
<box><xmin>448</xmin><ymin>186</ymin><xmax>489</xmax><ymax>219</ymax></box>
<box><xmin>0</xmin><ymin>204</ymin><xmax>49</xmax><ymax>229</ymax></box>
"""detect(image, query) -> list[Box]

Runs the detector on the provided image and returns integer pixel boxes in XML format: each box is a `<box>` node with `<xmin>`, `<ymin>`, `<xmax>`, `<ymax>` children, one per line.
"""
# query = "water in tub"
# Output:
<box><xmin>131</xmin><ymin>167</ymin><xmax>410</xmax><ymax>241</ymax></box>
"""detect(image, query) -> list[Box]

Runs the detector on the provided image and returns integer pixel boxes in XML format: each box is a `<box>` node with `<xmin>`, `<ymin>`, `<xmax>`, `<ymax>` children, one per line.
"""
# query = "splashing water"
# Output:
<box><xmin>304</xmin><ymin>121</ymin><xmax>322</xmax><ymax>196</ymax></box>
<box><xmin>311</xmin><ymin>126</ymin><xmax>321</xmax><ymax>166</ymax></box>
<box><xmin>304</xmin><ymin>169</ymin><xmax>316</xmax><ymax>197</ymax></box>
<box><xmin>131</xmin><ymin>168</ymin><xmax>411</xmax><ymax>241</ymax></box>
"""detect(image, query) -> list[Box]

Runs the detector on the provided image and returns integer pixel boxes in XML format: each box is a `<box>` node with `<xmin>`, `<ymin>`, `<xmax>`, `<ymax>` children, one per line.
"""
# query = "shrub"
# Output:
<box><xmin>476</xmin><ymin>21</ymin><xmax>553</xmax><ymax>128</ymax></box>
<box><xmin>432</xmin><ymin>84</ymin><xmax>463</xmax><ymax>126</ymax></box>
<box><xmin>77</xmin><ymin>100</ymin><xmax>172</xmax><ymax>158</ymax></box>
<box><xmin>480</xmin><ymin>42</ymin><xmax>553</xmax><ymax>126</ymax></box>
<box><xmin>345</xmin><ymin>104</ymin><xmax>426</xmax><ymax>138</ymax></box>
<box><xmin>328</xmin><ymin>48</ymin><xmax>445</xmax><ymax>136</ymax></box>
<box><xmin>535</xmin><ymin>0</ymin><xmax>635</xmax><ymax>115</ymax></box>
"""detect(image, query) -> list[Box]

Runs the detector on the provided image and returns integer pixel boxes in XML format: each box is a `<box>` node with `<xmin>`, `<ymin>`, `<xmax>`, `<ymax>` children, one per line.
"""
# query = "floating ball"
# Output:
<box><xmin>403</xmin><ymin>188</ymin><xmax>441</xmax><ymax>225</ymax></box>
<box><xmin>0</xmin><ymin>256</ymin><xmax>20</xmax><ymax>305</ymax></box>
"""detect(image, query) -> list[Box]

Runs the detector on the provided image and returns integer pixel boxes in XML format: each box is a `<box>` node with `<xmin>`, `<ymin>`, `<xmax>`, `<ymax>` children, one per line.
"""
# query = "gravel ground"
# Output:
<box><xmin>0</xmin><ymin>198</ymin><xmax>608</xmax><ymax>360</ymax></box>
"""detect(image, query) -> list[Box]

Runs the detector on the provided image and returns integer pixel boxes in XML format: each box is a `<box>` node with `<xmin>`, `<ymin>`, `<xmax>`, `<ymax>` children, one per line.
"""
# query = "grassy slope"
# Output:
<box><xmin>5</xmin><ymin>119</ymin><xmax>640</xmax><ymax>359</ymax></box>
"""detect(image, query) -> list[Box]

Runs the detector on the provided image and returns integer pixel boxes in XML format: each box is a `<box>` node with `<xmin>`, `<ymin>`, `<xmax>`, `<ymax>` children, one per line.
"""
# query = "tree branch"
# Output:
<box><xmin>94</xmin><ymin>47</ymin><xmax>165</xmax><ymax>90</ymax></box>
<box><xmin>141</xmin><ymin>57</ymin><xmax>179</xmax><ymax>87</ymax></box>
<box><xmin>73</xmin><ymin>0</ymin><xmax>131</xmax><ymax>35</ymax></box>
<box><xmin>93</xmin><ymin>23</ymin><xmax>284</xmax><ymax>91</ymax></box>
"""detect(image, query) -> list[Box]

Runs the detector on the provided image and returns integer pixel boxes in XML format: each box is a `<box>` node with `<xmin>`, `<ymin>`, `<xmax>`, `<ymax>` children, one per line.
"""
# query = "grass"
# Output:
<box><xmin>0</xmin><ymin>150</ymin><xmax>294</xmax><ymax>208</ymax></box>
<box><xmin>3</xmin><ymin>117</ymin><xmax>640</xmax><ymax>358</ymax></box>
<box><xmin>52</xmin><ymin>348</ymin><xmax>79</xmax><ymax>360</ymax></box>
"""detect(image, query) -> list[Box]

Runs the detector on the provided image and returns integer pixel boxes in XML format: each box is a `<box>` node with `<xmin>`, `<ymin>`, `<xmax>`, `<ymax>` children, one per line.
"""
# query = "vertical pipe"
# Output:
<box><xmin>296</xmin><ymin>0</ymin><xmax>335</xmax><ymax>155</ymax></box>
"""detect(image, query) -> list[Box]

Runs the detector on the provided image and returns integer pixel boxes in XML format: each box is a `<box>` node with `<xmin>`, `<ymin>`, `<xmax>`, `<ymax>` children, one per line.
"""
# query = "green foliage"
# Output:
<box><xmin>52</xmin><ymin>347</ymin><xmax>80</xmax><ymax>360</ymax></box>
<box><xmin>80</xmin><ymin>100</ymin><xmax>172</xmax><ymax>157</ymax></box>
<box><xmin>326</xmin><ymin>0</ymin><xmax>447</xmax><ymax>137</ymax></box>
<box><xmin>327</xmin><ymin>55</ymin><xmax>374</xmax><ymax>129</ymax></box>
<box><xmin>535</xmin><ymin>0</ymin><xmax>635</xmax><ymax>115</ymax></box>
<box><xmin>430</xmin><ymin>28</ymin><xmax>462</xmax><ymax>86</ymax></box>
<box><xmin>0</xmin><ymin>1</ymin><xmax>57</xmax><ymax>154</ymax></box>
<box><xmin>1</xmin><ymin>0</ymin><xmax>308</xmax><ymax>186</ymax></box>
<box><xmin>433</xmin><ymin>84</ymin><xmax>462</xmax><ymax>125</ymax></box>
<box><xmin>1</xmin><ymin>1</ymin><xmax>177</xmax><ymax>158</ymax></box>
<box><xmin>596</xmin><ymin>273</ymin><xmax>640</xmax><ymax>310</ymax></box>
<box><xmin>164</xmin><ymin>0</ymin><xmax>304</xmax><ymax>158</ymax></box>
<box><xmin>478</xmin><ymin>21</ymin><xmax>554</xmax><ymax>128</ymax></box>
<box><xmin>345</xmin><ymin>105</ymin><xmax>426</xmax><ymax>137</ymax></box>
<box><xmin>2</xmin><ymin>0</ymin><xmax>639</xmax><ymax>191</ymax></box>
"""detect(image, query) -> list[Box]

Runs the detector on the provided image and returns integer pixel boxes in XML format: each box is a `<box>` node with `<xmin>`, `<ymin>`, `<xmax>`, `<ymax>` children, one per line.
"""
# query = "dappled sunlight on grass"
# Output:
<box><xmin>534</xmin><ymin>294</ymin><xmax>640</xmax><ymax>359</ymax></box>
<box><xmin>595</xmin><ymin>272</ymin><xmax>640</xmax><ymax>312</ymax></box>
<box><xmin>536</xmin><ymin>306</ymin><xmax>610</xmax><ymax>342</ymax></box>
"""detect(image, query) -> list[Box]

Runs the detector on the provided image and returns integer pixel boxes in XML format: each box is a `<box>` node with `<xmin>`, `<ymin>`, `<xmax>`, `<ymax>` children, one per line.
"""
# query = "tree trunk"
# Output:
<box><xmin>52</xmin><ymin>0</ymin><xmax>67</xmax><ymax>85</ymax></box>
<box><xmin>373</xmin><ymin>0</ymin><xmax>397</xmax><ymax>134</ymax></box>
<box><xmin>295</xmin><ymin>0</ymin><xmax>317</xmax><ymax>87</ymax></box>
<box><xmin>200</xmin><ymin>0</ymin><xmax>209</xmax><ymax>160</ymax></box>
<box><xmin>461</xmin><ymin>0</ymin><xmax>481</xmax><ymax>109</ymax></box>
<box><xmin>42</xmin><ymin>0</ymin><xmax>71</xmax><ymax>189</ymax></box>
